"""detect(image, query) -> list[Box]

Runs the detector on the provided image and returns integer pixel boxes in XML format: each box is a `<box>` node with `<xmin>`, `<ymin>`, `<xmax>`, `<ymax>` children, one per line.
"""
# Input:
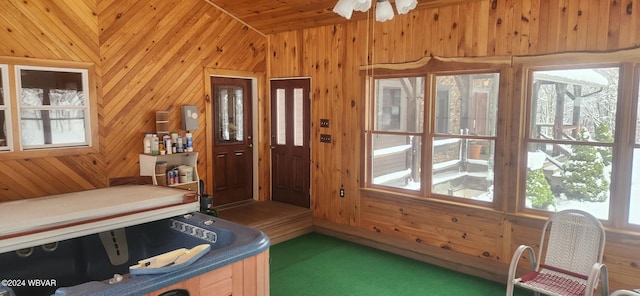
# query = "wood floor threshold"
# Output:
<box><xmin>216</xmin><ymin>200</ymin><xmax>313</xmax><ymax>245</ymax></box>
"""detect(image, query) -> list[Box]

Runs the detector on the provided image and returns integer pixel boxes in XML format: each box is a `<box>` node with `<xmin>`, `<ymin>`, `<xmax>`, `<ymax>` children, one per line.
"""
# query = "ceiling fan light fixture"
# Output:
<box><xmin>353</xmin><ymin>0</ymin><xmax>372</xmax><ymax>12</ymax></box>
<box><xmin>395</xmin><ymin>0</ymin><xmax>417</xmax><ymax>14</ymax></box>
<box><xmin>333</xmin><ymin>0</ymin><xmax>357</xmax><ymax>19</ymax></box>
<box><xmin>375</xmin><ymin>0</ymin><xmax>394</xmax><ymax>22</ymax></box>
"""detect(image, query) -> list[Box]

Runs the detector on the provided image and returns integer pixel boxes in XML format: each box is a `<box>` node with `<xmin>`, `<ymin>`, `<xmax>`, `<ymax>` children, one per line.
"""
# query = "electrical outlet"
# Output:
<box><xmin>320</xmin><ymin>134</ymin><xmax>332</xmax><ymax>143</ymax></box>
<box><xmin>320</xmin><ymin>119</ymin><xmax>330</xmax><ymax>128</ymax></box>
<box><xmin>339</xmin><ymin>187</ymin><xmax>345</xmax><ymax>198</ymax></box>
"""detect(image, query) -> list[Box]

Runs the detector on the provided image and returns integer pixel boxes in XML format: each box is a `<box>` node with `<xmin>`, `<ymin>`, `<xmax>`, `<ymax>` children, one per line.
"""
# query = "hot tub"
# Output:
<box><xmin>0</xmin><ymin>186</ymin><xmax>270</xmax><ymax>296</ymax></box>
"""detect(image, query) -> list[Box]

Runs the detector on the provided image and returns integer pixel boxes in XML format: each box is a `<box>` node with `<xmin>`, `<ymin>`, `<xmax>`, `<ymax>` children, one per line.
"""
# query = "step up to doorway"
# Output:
<box><xmin>215</xmin><ymin>200</ymin><xmax>313</xmax><ymax>245</ymax></box>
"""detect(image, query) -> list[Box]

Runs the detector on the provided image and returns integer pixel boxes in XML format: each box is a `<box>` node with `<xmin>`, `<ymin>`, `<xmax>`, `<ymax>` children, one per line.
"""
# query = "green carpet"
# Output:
<box><xmin>270</xmin><ymin>232</ymin><xmax>531</xmax><ymax>296</ymax></box>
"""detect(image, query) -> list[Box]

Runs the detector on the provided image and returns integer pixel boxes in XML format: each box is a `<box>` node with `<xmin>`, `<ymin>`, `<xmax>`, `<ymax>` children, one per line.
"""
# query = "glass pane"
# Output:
<box><xmin>371</xmin><ymin>134</ymin><xmax>421</xmax><ymax>190</ymax></box>
<box><xmin>18</xmin><ymin>67</ymin><xmax>90</xmax><ymax>150</ymax></box>
<box><xmin>0</xmin><ymin>67</ymin><xmax>7</xmax><ymax>149</ymax></box>
<box><xmin>431</xmin><ymin>137</ymin><xmax>494</xmax><ymax>201</ymax></box>
<box><xmin>294</xmin><ymin>88</ymin><xmax>303</xmax><ymax>147</ymax></box>
<box><xmin>636</xmin><ymin>91</ymin><xmax>640</xmax><ymax>143</ymax></box>
<box><xmin>0</xmin><ymin>70</ymin><xmax>4</xmax><ymax>105</ymax></box>
<box><xmin>20</xmin><ymin>110</ymin><xmax>86</xmax><ymax>146</ymax></box>
<box><xmin>374</xmin><ymin>77</ymin><xmax>425</xmax><ymax>133</ymax></box>
<box><xmin>529</xmin><ymin>67</ymin><xmax>618</xmax><ymax>143</ymax></box>
<box><xmin>20</xmin><ymin>70</ymin><xmax>84</xmax><ymax>106</ymax></box>
<box><xmin>630</xmin><ymin>148</ymin><xmax>640</xmax><ymax>225</ymax></box>
<box><xmin>276</xmin><ymin>89</ymin><xmax>286</xmax><ymax>145</ymax></box>
<box><xmin>215</xmin><ymin>85</ymin><xmax>244</xmax><ymax>143</ymax></box>
<box><xmin>0</xmin><ymin>110</ymin><xmax>6</xmax><ymax>148</ymax></box>
<box><xmin>234</xmin><ymin>88</ymin><xmax>244</xmax><ymax>141</ymax></box>
<box><xmin>630</xmin><ymin>85</ymin><xmax>640</xmax><ymax>224</ymax></box>
<box><xmin>524</xmin><ymin>143</ymin><xmax>610</xmax><ymax>220</ymax></box>
<box><xmin>434</xmin><ymin>73</ymin><xmax>499</xmax><ymax>136</ymax></box>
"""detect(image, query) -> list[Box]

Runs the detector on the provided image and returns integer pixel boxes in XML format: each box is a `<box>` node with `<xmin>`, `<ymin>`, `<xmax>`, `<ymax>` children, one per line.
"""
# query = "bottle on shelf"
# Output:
<box><xmin>185</xmin><ymin>131</ymin><xmax>193</xmax><ymax>152</ymax></box>
<box><xmin>177</xmin><ymin>135</ymin><xmax>184</xmax><ymax>153</ymax></box>
<box><xmin>143</xmin><ymin>132</ymin><xmax>152</xmax><ymax>154</ymax></box>
<box><xmin>170</xmin><ymin>132</ymin><xmax>179</xmax><ymax>154</ymax></box>
<box><xmin>151</xmin><ymin>134</ymin><xmax>159</xmax><ymax>156</ymax></box>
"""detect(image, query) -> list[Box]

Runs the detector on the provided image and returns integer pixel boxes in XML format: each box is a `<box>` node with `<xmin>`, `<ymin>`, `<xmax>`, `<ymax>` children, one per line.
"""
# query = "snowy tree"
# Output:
<box><xmin>562</xmin><ymin>129</ymin><xmax>609</xmax><ymax>202</ymax></box>
<box><xmin>526</xmin><ymin>168</ymin><xmax>556</xmax><ymax>210</ymax></box>
<box><xmin>595</xmin><ymin>122</ymin><xmax>613</xmax><ymax>165</ymax></box>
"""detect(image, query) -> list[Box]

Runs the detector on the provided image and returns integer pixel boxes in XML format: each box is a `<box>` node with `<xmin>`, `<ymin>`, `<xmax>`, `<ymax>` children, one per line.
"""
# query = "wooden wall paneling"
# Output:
<box><xmin>440</xmin><ymin>6</ymin><xmax>456</xmax><ymax>57</ymax></box>
<box><xmin>512</xmin><ymin>0</ymin><xmax>526</xmax><ymax>55</ymax></box>
<box><xmin>535</xmin><ymin>0</ymin><xmax>550</xmax><ymax>54</ymax></box>
<box><xmin>474</xmin><ymin>0</ymin><xmax>491</xmax><ymax>56</ymax></box>
<box><xmin>486</xmin><ymin>0</ymin><xmax>499</xmax><ymax>55</ymax></box>
<box><xmin>498</xmin><ymin>0</ymin><xmax>514</xmax><ymax>55</ymax></box>
<box><xmin>525</xmin><ymin>0</ymin><xmax>540</xmax><ymax>55</ymax></box>
<box><xmin>607</xmin><ymin>0</ymin><xmax>624</xmax><ymax>50</ymax></box>
<box><xmin>583</xmin><ymin>0</ymin><xmax>598</xmax><ymax>50</ymax></box>
<box><xmin>329</xmin><ymin>24</ymin><xmax>345</xmax><ymax>224</ymax></box>
<box><xmin>460</xmin><ymin>2</ymin><xmax>474</xmax><ymax>57</ymax></box>
<box><xmin>0</xmin><ymin>0</ymin><xmax>99</xmax><ymax>62</ymax></box>
<box><xmin>98</xmin><ymin>0</ymin><xmax>266</xmax><ymax>187</ymax></box>
<box><xmin>361</xmin><ymin>195</ymin><xmax>504</xmax><ymax>259</ymax></box>
<box><xmin>267</xmin><ymin>0</ymin><xmax>640</xmax><ymax>290</ymax></box>
<box><xmin>341</xmin><ymin>20</ymin><xmax>368</xmax><ymax>227</ymax></box>
<box><xmin>617</xmin><ymin>0</ymin><xmax>635</xmax><ymax>49</ymax></box>
<box><xmin>634</xmin><ymin>0</ymin><xmax>640</xmax><ymax>47</ymax></box>
<box><xmin>595</xmin><ymin>0</ymin><xmax>612</xmax><ymax>51</ymax></box>
<box><xmin>557</xmin><ymin>0</ymin><xmax>571</xmax><ymax>53</ymax></box>
<box><xmin>267</xmin><ymin>30</ymin><xmax>303</xmax><ymax>78</ymax></box>
<box><xmin>0</xmin><ymin>0</ymin><xmax>267</xmax><ymax>201</ymax></box>
<box><xmin>0</xmin><ymin>0</ymin><xmax>103</xmax><ymax>201</ymax></box>
<box><xmin>313</xmin><ymin>26</ymin><xmax>332</xmax><ymax>220</ymax></box>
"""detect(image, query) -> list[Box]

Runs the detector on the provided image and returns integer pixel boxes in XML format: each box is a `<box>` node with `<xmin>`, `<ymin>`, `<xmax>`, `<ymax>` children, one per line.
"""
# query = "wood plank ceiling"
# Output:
<box><xmin>205</xmin><ymin>0</ymin><xmax>481</xmax><ymax>34</ymax></box>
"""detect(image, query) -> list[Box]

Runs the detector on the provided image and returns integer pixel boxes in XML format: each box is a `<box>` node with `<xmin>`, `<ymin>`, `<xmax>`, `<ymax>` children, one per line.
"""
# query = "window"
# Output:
<box><xmin>0</xmin><ymin>58</ymin><xmax>96</xmax><ymax>155</ymax></box>
<box><xmin>0</xmin><ymin>65</ymin><xmax>11</xmax><ymax>152</ymax></box>
<box><xmin>523</xmin><ymin>67</ymin><xmax>619</xmax><ymax>220</ymax></box>
<box><xmin>370</xmin><ymin>77</ymin><xmax>424</xmax><ymax>191</ymax></box>
<box><xmin>16</xmin><ymin>66</ymin><xmax>91</xmax><ymax>150</ymax></box>
<box><xmin>431</xmin><ymin>72</ymin><xmax>499</xmax><ymax>202</ymax></box>
<box><xmin>366</xmin><ymin>65</ymin><xmax>501</xmax><ymax>205</ymax></box>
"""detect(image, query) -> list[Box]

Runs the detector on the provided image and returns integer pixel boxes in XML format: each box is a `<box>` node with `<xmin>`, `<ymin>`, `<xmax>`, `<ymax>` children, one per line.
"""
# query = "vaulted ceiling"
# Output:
<box><xmin>205</xmin><ymin>0</ymin><xmax>481</xmax><ymax>34</ymax></box>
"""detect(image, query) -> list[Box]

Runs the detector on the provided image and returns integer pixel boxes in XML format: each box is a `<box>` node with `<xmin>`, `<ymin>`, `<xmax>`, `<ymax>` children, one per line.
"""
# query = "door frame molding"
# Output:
<box><xmin>204</xmin><ymin>68</ymin><xmax>264</xmax><ymax>201</ymax></box>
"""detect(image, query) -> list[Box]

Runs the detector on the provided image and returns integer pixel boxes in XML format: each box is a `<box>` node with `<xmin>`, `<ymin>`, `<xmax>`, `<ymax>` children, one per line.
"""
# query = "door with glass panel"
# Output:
<box><xmin>210</xmin><ymin>77</ymin><xmax>253</xmax><ymax>205</ymax></box>
<box><xmin>270</xmin><ymin>79</ymin><xmax>310</xmax><ymax>208</ymax></box>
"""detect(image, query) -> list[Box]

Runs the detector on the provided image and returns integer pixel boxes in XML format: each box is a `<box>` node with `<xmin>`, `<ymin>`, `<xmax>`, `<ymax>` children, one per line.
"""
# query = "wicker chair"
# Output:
<box><xmin>506</xmin><ymin>209</ymin><xmax>609</xmax><ymax>296</ymax></box>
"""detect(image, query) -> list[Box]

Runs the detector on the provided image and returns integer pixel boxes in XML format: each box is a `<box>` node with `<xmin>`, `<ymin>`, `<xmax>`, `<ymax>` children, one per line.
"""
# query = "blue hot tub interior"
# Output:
<box><xmin>0</xmin><ymin>212</ymin><xmax>267</xmax><ymax>296</ymax></box>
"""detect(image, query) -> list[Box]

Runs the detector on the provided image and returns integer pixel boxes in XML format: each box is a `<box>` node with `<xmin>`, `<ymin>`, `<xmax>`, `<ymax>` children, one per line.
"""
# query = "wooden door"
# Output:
<box><xmin>270</xmin><ymin>79</ymin><xmax>310</xmax><ymax>208</ymax></box>
<box><xmin>210</xmin><ymin>77</ymin><xmax>253</xmax><ymax>205</ymax></box>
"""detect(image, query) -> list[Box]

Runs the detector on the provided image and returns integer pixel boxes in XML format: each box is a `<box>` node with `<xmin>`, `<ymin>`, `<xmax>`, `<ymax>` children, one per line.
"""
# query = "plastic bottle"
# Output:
<box><xmin>170</xmin><ymin>132</ymin><xmax>179</xmax><ymax>154</ymax></box>
<box><xmin>165</xmin><ymin>139</ymin><xmax>172</xmax><ymax>154</ymax></box>
<box><xmin>176</xmin><ymin>135</ymin><xmax>184</xmax><ymax>153</ymax></box>
<box><xmin>185</xmin><ymin>131</ymin><xmax>193</xmax><ymax>152</ymax></box>
<box><xmin>151</xmin><ymin>134</ymin><xmax>159</xmax><ymax>156</ymax></box>
<box><xmin>143</xmin><ymin>133</ymin><xmax>152</xmax><ymax>154</ymax></box>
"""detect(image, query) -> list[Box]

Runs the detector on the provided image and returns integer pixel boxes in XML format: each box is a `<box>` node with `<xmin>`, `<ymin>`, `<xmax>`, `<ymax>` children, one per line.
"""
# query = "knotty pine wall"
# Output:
<box><xmin>268</xmin><ymin>0</ymin><xmax>640</xmax><ymax>290</ymax></box>
<box><xmin>0</xmin><ymin>0</ymin><xmax>267</xmax><ymax>201</ymax></box>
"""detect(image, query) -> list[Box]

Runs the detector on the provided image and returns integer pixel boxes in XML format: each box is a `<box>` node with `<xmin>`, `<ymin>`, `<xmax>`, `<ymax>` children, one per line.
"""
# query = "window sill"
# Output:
<box><xmin>0</xmin><ymin>145</ymin><xmax>99</xmax><ymax>160</ymax></box>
